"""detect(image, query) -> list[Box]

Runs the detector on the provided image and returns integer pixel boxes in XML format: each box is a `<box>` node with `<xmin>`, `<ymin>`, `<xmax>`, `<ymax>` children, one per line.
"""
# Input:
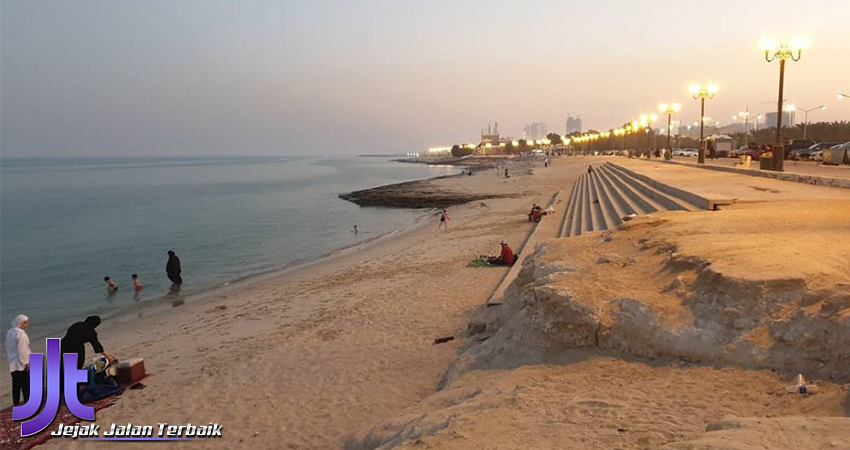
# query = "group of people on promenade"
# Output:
<box><xmin>5</xmin><ymin>249</ymin><xmax>183</xmax><ymax>406</ymax></box>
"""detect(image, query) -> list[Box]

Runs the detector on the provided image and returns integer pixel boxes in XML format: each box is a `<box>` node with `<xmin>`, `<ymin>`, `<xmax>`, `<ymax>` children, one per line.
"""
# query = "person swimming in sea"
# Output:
<box><xmin>132</xmin><ymin>273</ymin><xmax>143</xmax><ymax>291</ymax></box>
<box><xmin>103</xmin><ymin>276</ymin><xmax>118</xmax><ymax>293</ymax></box>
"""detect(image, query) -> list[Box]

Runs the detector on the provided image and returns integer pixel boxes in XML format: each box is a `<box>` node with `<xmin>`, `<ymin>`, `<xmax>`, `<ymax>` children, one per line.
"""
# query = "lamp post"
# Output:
<box><xmin>761</xmin><ymin>37</ymin><xmax>807</xmax><ymax>171</ymax></box>
<box><xmin>659</xmin><ymin>103</ymin><xmax>682</xmax><ymax>160</ymax></box>
<box><xmin>734</xmin><ymin>108</ymin><xmax>751</xmax><ymax>146</ymax></box>
<box><xmin>797</xmin><ymin>105</ymin><xmax>826</xmax><ymax>140</ymax></box>
<box><xmin>689</xmin><ymin>83</ymin><xmax>719</xmax><ymax>164</ymax></box>
<box><xmin>614</xmin><ymin>128</ymin><xmax>625</xmax><ymax>152</ymax></box>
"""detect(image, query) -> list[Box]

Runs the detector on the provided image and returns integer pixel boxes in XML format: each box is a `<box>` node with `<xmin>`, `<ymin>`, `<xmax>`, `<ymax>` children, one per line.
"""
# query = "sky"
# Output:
<box><xmin>2</xmin><ymin>0</ymin><xmax>849</xmax><ymax>157</ymax></box>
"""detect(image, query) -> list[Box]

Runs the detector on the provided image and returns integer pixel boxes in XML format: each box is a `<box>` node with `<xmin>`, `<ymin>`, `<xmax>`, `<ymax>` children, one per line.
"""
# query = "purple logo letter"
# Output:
<box><xmin>12</xmin><ymin>338</ymin><xmax>95</xmax><ymax>437</ymax></box>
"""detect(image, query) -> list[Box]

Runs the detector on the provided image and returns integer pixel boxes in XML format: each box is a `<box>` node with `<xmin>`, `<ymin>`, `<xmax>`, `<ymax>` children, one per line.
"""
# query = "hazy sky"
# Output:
<box><xmin>2</xmin><ymin>0</ymin><xmax>849</xmax><ymax>156</ymax></box>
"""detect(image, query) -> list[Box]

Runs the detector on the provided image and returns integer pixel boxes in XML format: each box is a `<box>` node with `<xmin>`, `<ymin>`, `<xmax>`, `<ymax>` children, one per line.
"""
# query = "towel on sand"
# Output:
<box><xmin>467</xmin><ymin>258</ymin><xmax>492</xmax><ymax>267</ymax></box>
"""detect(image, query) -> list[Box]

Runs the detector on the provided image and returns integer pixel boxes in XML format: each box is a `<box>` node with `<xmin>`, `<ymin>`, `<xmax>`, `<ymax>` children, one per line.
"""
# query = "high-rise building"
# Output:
<box><xmin>764</xmin><ymin>111</ymin><xmax>795</xmax><ymax>129</ymax></box>
<box><xmin>565</xmin><ymin>115</ymin><xmax>582</xmax><ymax>135</ymax></box>
<box><xmin>523</xmin><ymin>122</ymin><xmax>548</xmax><ymax>140</ymax></box>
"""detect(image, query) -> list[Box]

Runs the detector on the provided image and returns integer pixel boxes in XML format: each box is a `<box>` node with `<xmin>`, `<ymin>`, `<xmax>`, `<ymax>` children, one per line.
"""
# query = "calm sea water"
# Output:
<box><xmin>0</xmin><ymin>156</ymin><xmax>458</xmax><ymax>340</ymax></box>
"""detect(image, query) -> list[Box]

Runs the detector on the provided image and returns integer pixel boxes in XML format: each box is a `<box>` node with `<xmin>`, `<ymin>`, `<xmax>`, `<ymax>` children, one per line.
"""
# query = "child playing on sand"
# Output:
<box><xmin>103</xmin><ymin>276</ymin><xmax>118</xmax><ymax>292</ymax></box>
<box><xmin>439</xmin><ymin>210</ymin><xmax>450</xmax><ymax>230</ymax></box>
<box><xmin>132</xmin><ymin>274</ymin><xmax>143</xmax><ymax>291</ymax></box>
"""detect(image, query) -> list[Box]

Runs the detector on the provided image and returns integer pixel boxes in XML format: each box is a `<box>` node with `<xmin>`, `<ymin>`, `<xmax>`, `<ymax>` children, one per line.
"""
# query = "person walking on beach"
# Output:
<box><xmin>5</xmin><ymin>314</ymin><xmax>31</xmax><ymax>405</ymax></box>
<box><xmin>166</xmin><ymin>250</ymin><xmax>182</xmax><ymax>285</ymax></box>
<box><xmin>439</xmin><ymin>210</ymin><xmax>450</xmax><ymax>230</ymax></box>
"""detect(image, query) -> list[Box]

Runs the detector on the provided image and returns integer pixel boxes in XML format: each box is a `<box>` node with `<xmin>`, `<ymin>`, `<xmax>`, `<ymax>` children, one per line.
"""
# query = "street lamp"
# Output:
<box><xmin>734</xmin><ymin>108</ymin><xmax>751</xmax><ymax>146</ymax></box>
<box><xmin>659</xmin><ymin>103</ymin><xmax>681</xmax><ymax>160</ymax></box>
<box><xmin>689</xmin><ymin>82</ymin><xmax>719</xmax><ymax>164</ymax></box>
<box><xmin>797</xmin><ymin>105</ymin><xmax>826</xmax><ymax>139</ymax></box>
<box><xmin>761</xmin><ymin>37</ymin><xmax>807</xmax><ymax>171</ymax></box>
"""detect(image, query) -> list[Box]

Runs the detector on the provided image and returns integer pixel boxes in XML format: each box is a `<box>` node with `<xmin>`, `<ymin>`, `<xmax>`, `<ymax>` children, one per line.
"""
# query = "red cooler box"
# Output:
<box><xmin>116</xmin><ymin>358</ymin><xmax>146</xmax><ymax>385</ymax></box>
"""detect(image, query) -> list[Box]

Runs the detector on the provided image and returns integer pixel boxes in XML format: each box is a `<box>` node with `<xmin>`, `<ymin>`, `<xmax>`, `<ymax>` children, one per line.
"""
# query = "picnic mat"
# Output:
<box><xmin>0</xmin><ymin>375</ymin><xmax>151</xmax><ymax>450</ymax></box>
<box><xmin>467</xmin><ymin>258</ymin><xmax>492</xmax><ymax>267</ymax></box>
<box><xmin>0</xmin><ymin>397</ymin><xmax>116</xmax><ymax>450</ymax></box>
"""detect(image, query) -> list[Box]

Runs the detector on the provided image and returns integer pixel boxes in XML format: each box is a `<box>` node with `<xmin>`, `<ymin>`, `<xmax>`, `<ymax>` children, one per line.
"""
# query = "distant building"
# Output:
<box><xmin>523</xmin><ymin>122</ymin><xmax>548</xmax><ymax>140</ymax></box>
<box><xmin>565</xmin><ymin>115</ymin><xmax>582</xmax><ymax>134</ymax></box>
<box><xmin>479</xmin><ymin>122</ymin><xmax>500</xmax><ymax>146</ymax></box>
<box><xmin>764</xmin><ymin>111</ymin><xmax>795</xmax><ymax>129</ymax></box>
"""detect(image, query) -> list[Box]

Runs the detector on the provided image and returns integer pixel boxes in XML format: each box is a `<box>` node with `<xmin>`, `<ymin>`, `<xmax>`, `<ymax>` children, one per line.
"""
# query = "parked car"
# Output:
<box><xmin>822</xmin><ymin>142</ymin><xmax>850</xmax><ymax>165</ymax></box>
<box><xmin>781</xmin><ymin>139</ymin><xmax>816</xmax><ymax>159</ymax></box>
<box><xmin>730</xmin><ymin>146</ymin><xmax>746</xmax><ymax>158</ymax></box>
<box><xmin>739</xmin><ymin>148</ymin><xmax>762</xmax><ymax>161</ymax></box>
<box><xmin>810</xmin><ymin>150</ymin><xmax>824</xmax><ymax>162</ymax></box>
<box><xmin>790</xmin><ymin>142</ymin><xmax>843</xmax><ymax>160</ymax></box>
<box><xmin>681</xmin><ymin>148</ymin><xmax>699</xmax><ymax>157</ymax></box>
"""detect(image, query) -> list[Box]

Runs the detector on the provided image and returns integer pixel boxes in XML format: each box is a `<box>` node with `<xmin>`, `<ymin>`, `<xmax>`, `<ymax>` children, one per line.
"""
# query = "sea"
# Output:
<box><xmin>0</xmin><ymin>155</ymin><xmax>459</xmax><ymax>341</ymax></box>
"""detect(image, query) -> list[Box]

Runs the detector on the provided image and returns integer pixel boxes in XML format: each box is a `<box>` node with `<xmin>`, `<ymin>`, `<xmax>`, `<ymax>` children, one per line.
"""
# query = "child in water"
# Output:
<box><xmin>103</xmin><ymin>276</ymin><xmax>118</xmax><ymax>292</ymax></box>
<box><xmin>132</xmin><ymin>274</ymin><xmax>143</xmax><ymax>291</ymax></box>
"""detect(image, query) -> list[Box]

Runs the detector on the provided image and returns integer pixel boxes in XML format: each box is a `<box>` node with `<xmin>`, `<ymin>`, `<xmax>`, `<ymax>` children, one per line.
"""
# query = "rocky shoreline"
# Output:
<box><xmin>339</xmin><ymin>156</ymin><xmax>530</xmax><ymax>208</ymax></box>
<box><xmin>338</xmin><ymin>174</ymin><xmax>511</xmax><ymax>208</ymax></box>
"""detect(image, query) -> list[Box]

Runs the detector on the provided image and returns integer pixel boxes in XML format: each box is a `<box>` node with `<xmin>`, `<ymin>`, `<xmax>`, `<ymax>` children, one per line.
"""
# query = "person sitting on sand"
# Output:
<box><xmin>103</xmin><ymin>276</ymin><xmax>118</xmax><ymax>292</ymax></box>
<box><xmin>132</xmin><ymin>274</ymin><xmax>143</xmax><ymax>291</ymax></box>
<box><xmin>439</xmin><ymin>210</ymin><xmax>450</xmax><ymax>230</ymax></box>
<box><xmin>486</xmin><ymin>240</ymin><xmax>515</xmax><ymax>266</ymax></box>
<box><xmin>527</xmin><ymin>203</ymin><xmax>543</xmax><ymax>222</ymax></box>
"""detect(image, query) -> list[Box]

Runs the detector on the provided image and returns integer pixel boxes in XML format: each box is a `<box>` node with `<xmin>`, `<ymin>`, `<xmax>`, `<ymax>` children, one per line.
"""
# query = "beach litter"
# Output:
<box><xmin>434</xmin><ymin>336</ymin><xmax>455</xmax><ymax>344</ymax></box>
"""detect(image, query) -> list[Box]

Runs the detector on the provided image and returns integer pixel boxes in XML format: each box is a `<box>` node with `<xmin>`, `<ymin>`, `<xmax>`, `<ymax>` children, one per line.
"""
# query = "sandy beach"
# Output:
<box><xmin>13</xmin><ymin>155</ymin><xmax>850</xmax><ymax>450</ymax></box>
<box><xmin>31</xmin><ymin>157</ymin><xmax>577</xmax><ymax>449</ymax></box>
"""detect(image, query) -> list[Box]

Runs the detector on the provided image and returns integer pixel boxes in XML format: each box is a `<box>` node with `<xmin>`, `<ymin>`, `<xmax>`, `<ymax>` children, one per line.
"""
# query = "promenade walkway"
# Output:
<box><xmin>615</xmin><ymin>158</ymin><xmax>850</xmax><ymax>203</ymax></box>
<box><xmin>669</xmin><ymin>156</ymin><xmax>850</xmax><ymax>181</ymax></box>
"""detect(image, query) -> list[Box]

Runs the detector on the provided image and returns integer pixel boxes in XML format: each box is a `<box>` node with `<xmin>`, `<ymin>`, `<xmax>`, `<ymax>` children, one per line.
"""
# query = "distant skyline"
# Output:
<box><xmin>2</xmin><ymin>0</ymin><xmax>849</xmax><ymax>157</ymax></box>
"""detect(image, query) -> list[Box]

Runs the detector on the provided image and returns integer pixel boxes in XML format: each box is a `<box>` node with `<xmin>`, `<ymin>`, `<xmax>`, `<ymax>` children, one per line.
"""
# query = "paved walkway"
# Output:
<box><xmin>612</xmin><ymin>158</ymin><xmax>850</xmax><ymax>203</ymax></box>
<box><xmin>669</xmin><ymin>155</ymin><xmax>850</xmax><ymax>181</ymax></box>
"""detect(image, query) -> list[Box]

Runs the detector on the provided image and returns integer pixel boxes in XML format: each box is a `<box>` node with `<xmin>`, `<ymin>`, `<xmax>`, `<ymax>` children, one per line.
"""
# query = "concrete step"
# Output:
<box><xmin>587</xmin><ymin>170</ymin><xmax>609</xmax><ymax>232</ymax></box>
<box><xmin>559</xmin><ymin>177</ymin><xmax>581</xmax><ymax>238</ymax></box>
<box><xmin>603</xmin><ymin>163</ymin><xmax>692</xmax><ymax>212</ymax></box>
<box><xmin>567</xmin><ymin>173</ymin><xmax>586</xmax><ymax>237</ymax></box>
<box><xmin>606</xmin><ymin>162</ymin><xmax>722</xmax><ymax>210</ymax></box>
<box><xmin>562</xmin><ymin>161</ymin><xmax>714</xmax><ymax>238</ymax></box>
<box><xmin>597</xmin><ymin>164</ymin><xmax>660</xmax><ymax>215</ymax></box>
<box><xmin>589</xmin><ymin>169</ymin><xmax>624</xmax><ymax>229</ymax></box>
<box><xmin>576</xmin><ymin>173</ymin><xmax>590</xmax><ymax>237</ymax></box>
<box><xmin>595</xmin><ymin>165</ymin><xmax>642</xmax><ymax>217</ymax></box>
